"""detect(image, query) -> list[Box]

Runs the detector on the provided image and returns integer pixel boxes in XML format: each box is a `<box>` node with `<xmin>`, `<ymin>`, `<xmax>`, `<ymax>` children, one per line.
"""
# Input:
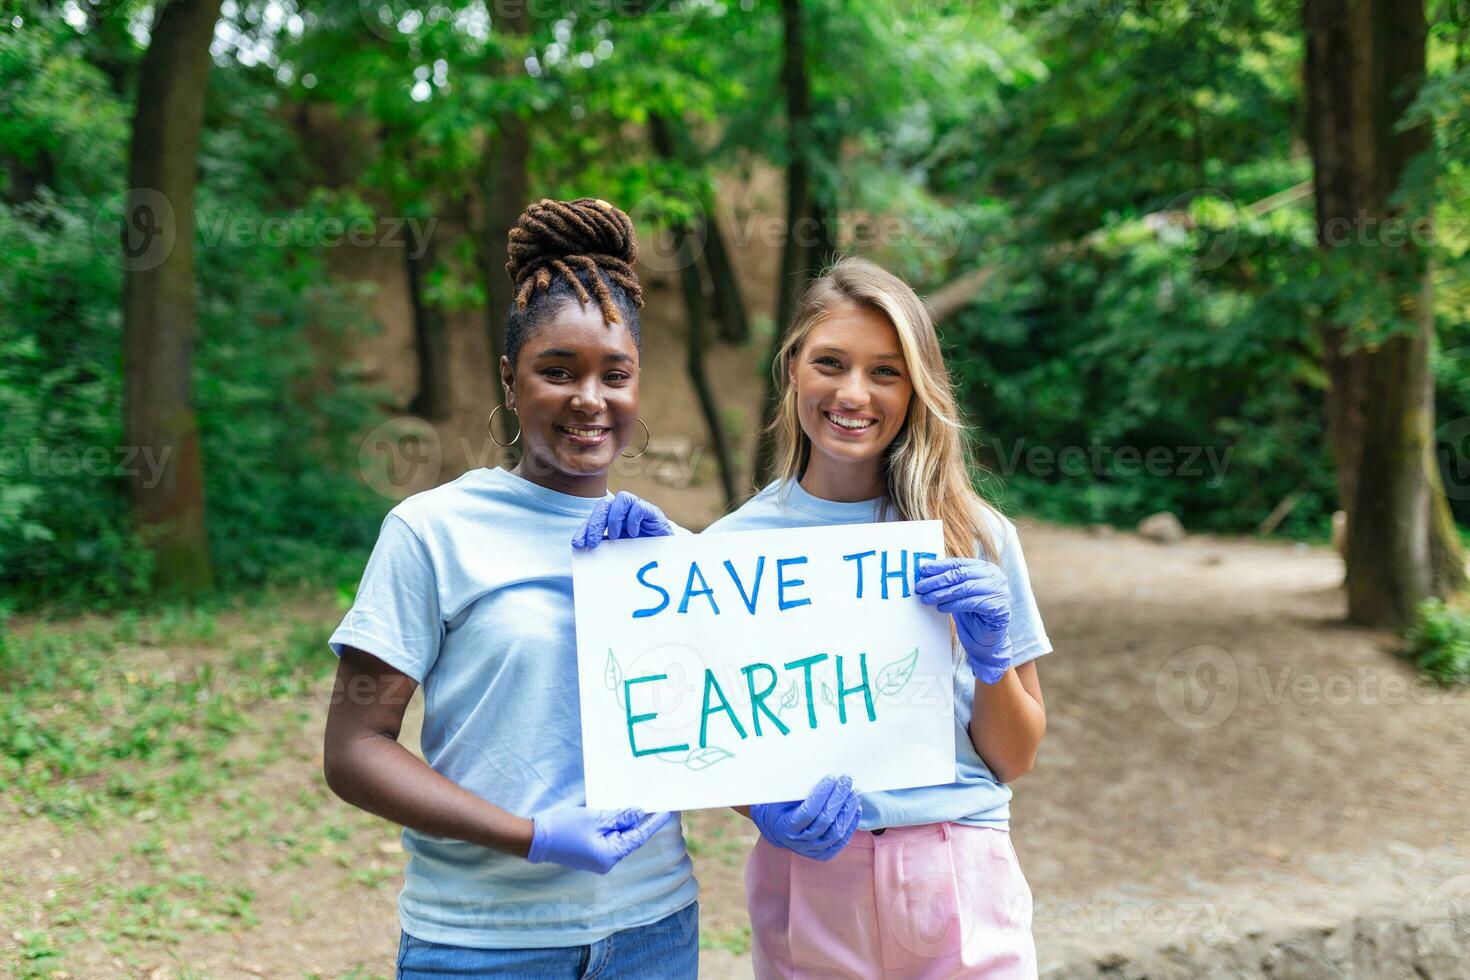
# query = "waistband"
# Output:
<box><xmin>845</xmin><ymin>822</ymin><xmax>1007</xmax><ymax>849</ymax></box>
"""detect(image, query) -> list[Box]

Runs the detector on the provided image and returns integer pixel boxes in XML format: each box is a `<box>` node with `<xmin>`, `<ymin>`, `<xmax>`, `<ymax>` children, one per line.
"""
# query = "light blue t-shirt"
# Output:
<box><xmin>704</xmin><ymin>478</ymin><xmax>1052</xmax><ymax>831</ymax></box>
<box><xmin>328</xmin><ymin>466</ymin><xmax>698</xmax><ymax>949</ymax></box>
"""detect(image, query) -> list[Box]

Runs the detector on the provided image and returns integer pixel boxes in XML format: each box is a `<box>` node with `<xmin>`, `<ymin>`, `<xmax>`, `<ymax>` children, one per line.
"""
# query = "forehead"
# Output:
<box><xmin>804</xmin><ymin>302</ymin><xmax>902</xmax><ymax>355</ymax></box>
<box><xmin>527</xmin><ymin>300</ymin><xmax>639</xmax><ymax>360</ymax></box>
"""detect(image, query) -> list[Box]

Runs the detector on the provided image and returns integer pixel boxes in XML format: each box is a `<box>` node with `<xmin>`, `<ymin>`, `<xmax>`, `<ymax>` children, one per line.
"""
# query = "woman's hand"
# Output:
<box><xmin>916</xmin><ymin>557</ymin><xmax>1013</xmax><ymax>685</ymax></box>
<box><xmin>573</xmin><ymin>491</ymin><xmax>674</xmax><ymax>548</ymax></box>
<box><xmin>526</xmin><ymin>806</ymin><xmax>674</xmax><ymax>874</ymax></box>
<box><xmin>749</xmin><ymin>775</ymin><xmax>862</xmax><ymax>862</ymax></box>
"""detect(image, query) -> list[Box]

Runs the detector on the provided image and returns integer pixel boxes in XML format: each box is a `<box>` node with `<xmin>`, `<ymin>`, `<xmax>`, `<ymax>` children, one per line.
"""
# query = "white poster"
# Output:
<box><xmin>571</xmin><ymin>520</ymin><xmax>956</xmax><ymax>811</ymax></box>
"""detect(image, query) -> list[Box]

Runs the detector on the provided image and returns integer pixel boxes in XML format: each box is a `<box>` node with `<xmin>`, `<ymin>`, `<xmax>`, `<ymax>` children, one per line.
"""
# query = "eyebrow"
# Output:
<box><xmin>810</xmin><ymin>344</ymin><xmax>904</xmax><ymax>360</ymax></box>
<box><xmin>531</xmin><ymin>348</ymin><xmax>635</xmax><ymax>364</ymax></box>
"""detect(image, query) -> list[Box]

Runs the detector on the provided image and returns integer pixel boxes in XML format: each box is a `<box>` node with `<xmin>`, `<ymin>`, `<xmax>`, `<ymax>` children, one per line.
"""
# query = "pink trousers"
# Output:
<box><xmin>745</xmin><ymin>823</ymin><xmax>1037</xmax><ymax>979</ymax></box>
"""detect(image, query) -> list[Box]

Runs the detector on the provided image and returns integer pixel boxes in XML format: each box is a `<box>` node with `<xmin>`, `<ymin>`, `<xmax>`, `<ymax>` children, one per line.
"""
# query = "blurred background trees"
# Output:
<box><xmin>3</xmin><ymin>0</ymin><xmax>1469</xmax><ymax>628</ymax></box>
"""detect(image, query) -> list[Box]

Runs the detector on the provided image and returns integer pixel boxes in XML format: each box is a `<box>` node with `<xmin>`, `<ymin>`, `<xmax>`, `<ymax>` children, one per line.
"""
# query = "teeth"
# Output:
<box><xmin>826</xmin><ymin>412</ymin><xmax>875</xmax><ymax>430</ymax></box>
<box><xmin>563</xmin><ymin>426</ymin><xmax>605</xmax><ymax>437</ymax></box>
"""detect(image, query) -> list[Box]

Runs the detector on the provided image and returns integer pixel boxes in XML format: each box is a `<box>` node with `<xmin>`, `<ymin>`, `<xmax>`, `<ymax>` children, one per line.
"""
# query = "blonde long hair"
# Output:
<box><xmin>766</xmin><ymin>257</ymin><xmax>1002</xmax><ymax>562</ymax></box>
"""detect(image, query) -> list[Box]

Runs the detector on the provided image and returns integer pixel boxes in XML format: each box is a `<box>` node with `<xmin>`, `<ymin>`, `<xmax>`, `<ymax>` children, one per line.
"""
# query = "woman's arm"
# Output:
<box><xmin>967</xmin><ymin>659</ymin><xmax>1046</xmax><ymax>784</ymax></box>
<box><xmin>322</xmin><ymin>645</ymin><xmax>535</xmax><ymax>856</ymax></box>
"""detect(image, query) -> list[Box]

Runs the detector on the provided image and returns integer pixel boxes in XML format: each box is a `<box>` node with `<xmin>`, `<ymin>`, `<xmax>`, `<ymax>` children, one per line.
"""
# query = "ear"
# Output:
<box><xmin>498</xmin><ymin>355</ymin><xmax>515</xmax><ymax>409</ymax></box>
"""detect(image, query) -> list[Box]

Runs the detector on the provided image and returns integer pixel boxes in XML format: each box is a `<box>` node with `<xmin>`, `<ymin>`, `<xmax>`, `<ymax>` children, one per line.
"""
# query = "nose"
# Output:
<box><xmin>569</xmin><ymin>377</ymin><xmax>606</xmax><ymax>416</ymax></box>
<box><xmin>835</xmin><ymin>370</ymin><xmax>869</xmax><ymax>409</ymax></box>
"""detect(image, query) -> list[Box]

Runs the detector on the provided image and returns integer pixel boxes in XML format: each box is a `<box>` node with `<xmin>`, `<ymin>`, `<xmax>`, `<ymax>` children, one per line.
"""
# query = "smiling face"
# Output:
<box><xmin>789</xmin><ymin>302</ymin><xmax>914</xmax><ymax>498</ymax></box>
<box><xmin>500</xmin><ymin>300</ymin><xmax>640</xmax><ymax>497</ymax></box>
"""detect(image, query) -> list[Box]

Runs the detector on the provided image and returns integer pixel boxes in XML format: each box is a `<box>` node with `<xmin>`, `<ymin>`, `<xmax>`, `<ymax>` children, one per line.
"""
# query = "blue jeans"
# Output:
<box><xmin>395</xmin><ymin>901</ymin><xmax>699</xmax><ymax>979</ymax></box>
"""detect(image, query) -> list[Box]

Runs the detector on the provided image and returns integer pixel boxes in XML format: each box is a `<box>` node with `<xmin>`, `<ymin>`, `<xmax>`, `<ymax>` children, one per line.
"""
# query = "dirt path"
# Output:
<box><xmin>6</xmin><ymin>522</ymin><xmax>1468</xmax><ymax>978</ymax></box>
<box><xmin>1013</xmin><ymin>523</ymin><xmax>1470</xmax><ymax>974</ymax></box>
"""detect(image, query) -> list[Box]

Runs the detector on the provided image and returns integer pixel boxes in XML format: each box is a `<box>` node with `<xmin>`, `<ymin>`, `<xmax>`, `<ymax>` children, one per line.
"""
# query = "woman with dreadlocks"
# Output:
<box><xmin>324</xmin><ymin>198</ymin><xmax>699</xmax><ymax>978</ymax></box>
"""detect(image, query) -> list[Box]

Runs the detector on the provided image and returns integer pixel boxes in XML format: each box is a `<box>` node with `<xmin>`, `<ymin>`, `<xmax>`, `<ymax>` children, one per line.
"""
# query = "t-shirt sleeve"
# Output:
<box><xmin>328</xmin><ymin>513</ymin><xmax>444</xmax><ymax>684</ymax></box>
<box><xmin>992</xmin><ymin>516</ymin><xmax>1052</xmax><ymax>668</ymax></box>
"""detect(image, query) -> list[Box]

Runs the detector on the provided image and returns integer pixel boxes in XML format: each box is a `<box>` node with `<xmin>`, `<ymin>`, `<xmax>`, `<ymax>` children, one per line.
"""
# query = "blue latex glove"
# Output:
<box><xmin>750</xmin><ymin>775</ymin><xmax>862</xmax><ymax>862</ymax></box>
<box><xmin>915</xmin><ymin>557</ymin><xmax>1013</xmax><ymax>685</ymax></box>
<box><xmin>573</xmin><ymin>491</ymin><xmax>675</xmax><ymax>548</ymax></box>
<box><xmin>526</xmin><ymin>806</ymin><xmax>673</xmax><ymax>874</ymax></box>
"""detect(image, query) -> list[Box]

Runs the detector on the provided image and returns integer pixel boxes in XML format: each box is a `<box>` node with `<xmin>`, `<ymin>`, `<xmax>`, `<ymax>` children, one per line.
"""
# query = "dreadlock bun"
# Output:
<box><xmin>505</xmin><ymin>198</ymin><xmax>644</xmax><ymax>325</ymax></box>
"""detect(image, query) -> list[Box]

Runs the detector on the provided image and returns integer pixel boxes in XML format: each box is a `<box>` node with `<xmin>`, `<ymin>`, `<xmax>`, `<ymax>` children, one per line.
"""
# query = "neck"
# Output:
<box><xmin>511</xmin><ymin>456</ymin><xmax>608</xmax><ymax>498</ymax></box>
<box><xmin>798</xmin><ymin>453</ymin><xmax>884</xmax><ymax>503</ymax></box>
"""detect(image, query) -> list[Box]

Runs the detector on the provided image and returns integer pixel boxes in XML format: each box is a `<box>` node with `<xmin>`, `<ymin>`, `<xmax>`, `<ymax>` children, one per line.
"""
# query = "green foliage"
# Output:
<box><xmin>919</xmin><ymin>1</ymin><xmax>1463</xmax><ymax>538</ymax></box>
<box><xmin>0</xmin><ymin>15</ymin><xmax>385</xmax><ymax>606</ymax></box>
<box><xmin>1403</xmin><ymin>598</ymin><xmax>1470</xmax><ymax>685</ymax></box>
<box><xmin>0</xmin><ymin>24</ymin><xmax>158</xmax><ymax>600</ymax></box>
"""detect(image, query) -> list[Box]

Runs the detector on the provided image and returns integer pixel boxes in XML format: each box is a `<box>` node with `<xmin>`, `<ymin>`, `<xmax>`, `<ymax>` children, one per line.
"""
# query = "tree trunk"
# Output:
<box><xmin>753</xmin><ymin>0</ymin><xmax>814</xmax><ymax>490</ymax></box>
<box><xmin>675</xmin><ymin>230</ymin><xmax>739</xmax><ymax>510</ymax></box>
<box><xmin>647</xmin><ymin>114</ymin><xmax>740</xmax><ymax>509</ymax></box>
<box><xmin>476</xmin><ymin>3</ymin><xmax>531</xmax><ymax>449</ymax></box>
<box><xmin>1304</xmin><ymin>0</ymin><xmax>1463</xmax><ymax>626</ymax></box>
<box><xmin>404</xmin><ymin>216</ymin><xmax>452</xmax><ymax>421</ymax></box>
<box><xmin>703</xmin><ymin>215</ymin><xmax>750</xmax><ymax>344</ymax></box>
<box><xmin>122</xmin><ymin>0</ymin><xmax>221</xmax><ymax>595</ymax></box>
<box><xmin>644</xmin><ymin>111</ymin><xmax>752</xmax><ymax>349</ymax></box>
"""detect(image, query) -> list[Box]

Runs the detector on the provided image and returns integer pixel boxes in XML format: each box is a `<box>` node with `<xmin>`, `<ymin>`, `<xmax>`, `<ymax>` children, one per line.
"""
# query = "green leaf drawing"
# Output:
<box><xmin>779</xmin><ymin>680</ymin><xmax>799</xmax><ymax>710</ymax></box>
<box><xmin>821</xmin><ymin>682</ymin><xmax>835</xmax><ymax>707</ymax></box>
<box><xmin>875</xmin><ymin>648</ymin><xmax>920</xmax><ymax>698</ymax></box>
<box><xmin>605</xmin><ymin>649</ymin><xmax>625</xmax><ymax>709</ymax></box>
<box><xmin>684</xmin><ymin>746</ymin><xmax>734</xmax><ymax>771</ymax></box>
<box><xmin>655</xmin><ymin>749</ymin><xmax>692</xmax><ymax>765</ymax></box>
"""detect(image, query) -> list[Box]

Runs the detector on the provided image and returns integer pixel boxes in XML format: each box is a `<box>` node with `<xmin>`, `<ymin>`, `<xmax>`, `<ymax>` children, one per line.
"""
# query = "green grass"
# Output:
<box><xmin>699</xmin><ymin>924</ymin><xmax>752</xmax><ymax>955</ymax></box>
<box><xmin>0</xmin><ymin>591</ymin><xmax>387</xmax><ymax>976</ymax></box>
<box><xmin>0</xmin><ymin>598</ymin><xmax>335</xmax><ymax>823</ymax></box>
<box><xmin>1404</xmin><ymin>597</ymin><xmax>1470</xmax><ymax>684</ymax></box>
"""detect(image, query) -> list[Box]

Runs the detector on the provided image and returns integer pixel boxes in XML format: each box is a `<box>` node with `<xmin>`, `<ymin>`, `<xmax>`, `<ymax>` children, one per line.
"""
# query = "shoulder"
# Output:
<box><xmin>972</xmin><ymin>502</ymin><xmax>1021</xmax><ymax>561</ymax></box>
<box><xmin>704</xmin><ymin>481</ymin><xmax>786</xmax><ymax>534</ymax></box>
<box><xmin>385</xmin><ymin>468</ymin><xmax>499</xmax><ymax>538</ymax></box>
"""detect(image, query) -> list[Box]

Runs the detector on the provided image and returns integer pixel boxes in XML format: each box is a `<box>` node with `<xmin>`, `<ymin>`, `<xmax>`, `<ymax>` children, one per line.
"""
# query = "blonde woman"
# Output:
<box><xmin>711</xmin><ymin>257</ymin><xmax>1049</xmax><ymax>977</ymax></box>
<box><xmin>590</xmin><ymin>257</ymin><xmax>1049</xmax><ymax>976</ymax></box>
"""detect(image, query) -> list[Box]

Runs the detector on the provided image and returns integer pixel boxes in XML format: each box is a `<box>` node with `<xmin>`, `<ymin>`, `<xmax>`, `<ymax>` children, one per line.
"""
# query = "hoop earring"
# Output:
<box><xmin>488</xmin><ymin>404</ymin><xmax>521</xmax><ymax>447</ymax></box>
<box><xmin>621</xmin><ymin>417</ymin><xmax>651</xmax><ymax>458</ymax></box>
